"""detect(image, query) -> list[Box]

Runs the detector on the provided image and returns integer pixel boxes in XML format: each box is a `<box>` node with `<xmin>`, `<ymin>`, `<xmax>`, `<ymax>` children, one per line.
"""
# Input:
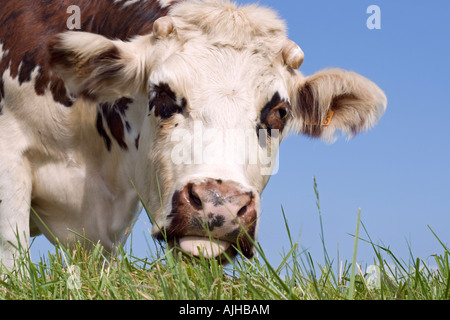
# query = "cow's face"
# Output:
<box><xmin>143</xmin><ymin>24</ymin><xmax>292</xmax><ymax>259</ymax></box>
<box><xmin>49</xmin><ymin>1</ymin><xmax>386</xmax><ymax>260</ymax></box>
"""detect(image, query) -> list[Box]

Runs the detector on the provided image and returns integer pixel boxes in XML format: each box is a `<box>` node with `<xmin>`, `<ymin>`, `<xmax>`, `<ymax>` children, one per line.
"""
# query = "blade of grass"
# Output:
<box><xmin>347</xmin><ymin>208</ymin><xmax>361</xmax><ymax>300</ymax></box>
<box><xmin>428</xmin><ymin>225</ymin><xmax>449</xmax><ymax>253</ymax></box>
<box><xmin>313</xmin><ymin>176</ymin><xmax>330</xmax><ymax>266</ymax></box>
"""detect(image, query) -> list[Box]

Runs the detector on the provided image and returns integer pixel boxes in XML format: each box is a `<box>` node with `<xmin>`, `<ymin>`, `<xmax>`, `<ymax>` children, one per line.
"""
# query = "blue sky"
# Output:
<box><xmin>31</xmin><ymin>1</ymin><xmax>450</xmax><ymax>268</ymax></box>
<box><xmin>252</xmin><ymin>0</ymin><xmax>450</xmax><ymax>266</ymax></box>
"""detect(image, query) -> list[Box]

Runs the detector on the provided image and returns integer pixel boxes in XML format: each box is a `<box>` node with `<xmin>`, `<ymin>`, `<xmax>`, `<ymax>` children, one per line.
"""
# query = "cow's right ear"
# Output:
<box><xmin>287</xmin><ymin>68</ymin><xmax>387</xmax><ymax>143</ymax></box>
<box><xmin>48</xmin><ymin>31</ymin><xmax>147</xmax><ymax>102</ymax></box>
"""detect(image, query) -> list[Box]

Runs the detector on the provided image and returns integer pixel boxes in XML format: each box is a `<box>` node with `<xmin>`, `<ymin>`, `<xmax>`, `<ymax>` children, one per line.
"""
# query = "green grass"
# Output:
<box><xmin>1</xmin><ymin>180</ymin><xmax>449</xmax><ymax>300</ymax></box>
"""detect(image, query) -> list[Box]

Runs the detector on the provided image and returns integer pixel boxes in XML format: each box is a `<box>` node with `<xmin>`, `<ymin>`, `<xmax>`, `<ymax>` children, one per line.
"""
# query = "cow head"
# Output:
<box><xmin>48</xmin><ymin>1</ymin><xmax>386</xmax><ymax>260</ymax></box>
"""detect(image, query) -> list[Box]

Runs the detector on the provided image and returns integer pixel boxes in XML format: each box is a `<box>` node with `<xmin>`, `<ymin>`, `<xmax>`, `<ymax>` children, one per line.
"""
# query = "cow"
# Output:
<box><xmin>0</xmin><ymin>0</ymin><xmax>386</xmax><ymax>270</ymax></box>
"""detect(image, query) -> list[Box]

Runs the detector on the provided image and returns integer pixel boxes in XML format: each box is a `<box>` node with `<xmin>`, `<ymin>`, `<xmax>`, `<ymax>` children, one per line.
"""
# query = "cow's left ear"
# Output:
<box><xmin>287</xmin><ymin>68</ymin><xmax>387</xmax><ymax>142</ymax></box>
<box><xmin>48</xmin><ymin>31</ymin><xmax>147</xmax><ymax>102</ymax></box>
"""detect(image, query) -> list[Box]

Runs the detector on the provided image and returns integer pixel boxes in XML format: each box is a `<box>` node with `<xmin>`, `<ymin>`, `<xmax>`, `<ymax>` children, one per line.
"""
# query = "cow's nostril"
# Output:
<box><xmin>187</xmin><ymin>184</ymin><xmax>203</xmax><ymax>209</ymax></box>
<box><xmin>237</xmin><ymin>192</ymin><xmax>254</xmax><ymax>217</ymax></box>
<box><xmin>237</xmin><ymin>205</ymin><xmax>247</xmax><ymax>217</ymax></box>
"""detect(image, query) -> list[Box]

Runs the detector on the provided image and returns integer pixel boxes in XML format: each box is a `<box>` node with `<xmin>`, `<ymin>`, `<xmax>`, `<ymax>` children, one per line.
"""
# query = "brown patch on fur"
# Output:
<box><xmin>95</xmin><ymin>111</ymin><xmax>112</xmax><ymax>151</ymax></box>
<box><xmin>97</xmin><ymin>97</ymin><xmax>134</xmax><ymax>151</ymax></box>
<box><xmin>149</xmin><ymin>82</ymin><xmax>185</xmax><ymax>119</ymax></box>
<box><xmin>296</xmin><ymin>83</ymin><xmax>323</xmax><ymax>137</ymax></box>
<box><xmin>134</xmin><ymin>133</ymin><xmax>140</xmax><ymax>150</ymax></box>
<box><xmin>0</xmin><ymin>0</ymin><xmax>172</xmax><ymax>106</ymax></box>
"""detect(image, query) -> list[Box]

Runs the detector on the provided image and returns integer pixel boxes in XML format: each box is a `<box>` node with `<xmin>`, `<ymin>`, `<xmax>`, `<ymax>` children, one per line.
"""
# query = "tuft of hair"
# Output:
<box><xmin>169</xmin><ymin>0</ymin><xmax>287</xmax><ymax>51</ymax></box>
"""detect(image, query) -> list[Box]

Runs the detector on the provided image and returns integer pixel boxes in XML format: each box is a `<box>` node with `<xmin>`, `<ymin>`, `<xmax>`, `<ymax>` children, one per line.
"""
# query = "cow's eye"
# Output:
<box><xmin>265</xmin><ymin>103</ymin><xmax>291</xmax><ymax>132</ymax></box>
<box><xmin>260</xmin><ymin>96</ymin><xmax>291</xmax><ymax>134</ymax></box>
<box><xmin>274</xmin><ymin>106</ymin><xmax>289</xmax><ymax>120</ymax></box>
<box><xmin>149</xmin><ymin>83</ymin><xmax>186</xmax><ymax>119</ymax></box>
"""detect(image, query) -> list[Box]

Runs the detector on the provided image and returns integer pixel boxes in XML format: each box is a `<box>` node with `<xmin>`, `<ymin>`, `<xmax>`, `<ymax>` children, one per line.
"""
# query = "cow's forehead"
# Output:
<box><xmin>149</xmin><ymin>43</ymin><xmax>290</xmax><ymax>119</ymax></box>
<box><xmin>146</xmin><ymin>0</ymin><xmax>291</xmax><ymax>116</ymax></box>
<box><xmin>169</xmin><ymin>0</ymin><xmax>287</xmax><ymax>52</ymax></box>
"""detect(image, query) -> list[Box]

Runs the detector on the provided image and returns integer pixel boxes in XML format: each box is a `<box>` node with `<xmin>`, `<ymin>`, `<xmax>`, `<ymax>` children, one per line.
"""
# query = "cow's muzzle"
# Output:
<box><xmin>156</xmin><ymin>179</ymin><xmax>258</xmax><ymax>260</ymax></box>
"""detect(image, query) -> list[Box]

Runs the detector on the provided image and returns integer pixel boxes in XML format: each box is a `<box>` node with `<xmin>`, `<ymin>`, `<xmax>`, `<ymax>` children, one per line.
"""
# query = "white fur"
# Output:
<box><xmin>158</xmin><ymin>0</ymin><xmax>173</xmax><ymax>8</ymax></box>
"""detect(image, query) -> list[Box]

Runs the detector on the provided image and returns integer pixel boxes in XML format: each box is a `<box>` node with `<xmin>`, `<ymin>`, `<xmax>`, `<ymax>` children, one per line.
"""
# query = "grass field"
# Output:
<box><xmin>1</xmin><ymin>182</ymin><xmax>449</xmax><ymax>300</ymax></box>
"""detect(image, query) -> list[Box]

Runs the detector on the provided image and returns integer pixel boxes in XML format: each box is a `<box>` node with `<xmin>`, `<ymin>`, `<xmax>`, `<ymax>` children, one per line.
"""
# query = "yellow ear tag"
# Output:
<box><xmin>321</xmin><ymin>110</ymin><xmax>334</xmax><ymax>126</ymax></box>
<box><xmin>75</xmin><ymin>68</ymin><xmax>91</xmax><ymax>78</ymax></box>
<box><xmin>75</xmin><ymin>61</ymin><xmax>91</xmax><ymax>78</ymax></box>
<box><xmin>305</xmin><ymin>110</ymin><xmax>335</xmax><ymax>126</ymax></box>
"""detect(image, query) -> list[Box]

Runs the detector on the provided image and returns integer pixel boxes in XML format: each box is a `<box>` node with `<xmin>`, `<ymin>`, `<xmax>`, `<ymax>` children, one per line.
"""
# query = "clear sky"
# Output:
<box><xmin>31</xmin><ymin>1</ymin><xmax>450</xmax><ymax>269</ymax></box>
<box><xmin>250</xmin><ymin>0</ymin><xmax>450</xmax><ymax>267</ymax></box>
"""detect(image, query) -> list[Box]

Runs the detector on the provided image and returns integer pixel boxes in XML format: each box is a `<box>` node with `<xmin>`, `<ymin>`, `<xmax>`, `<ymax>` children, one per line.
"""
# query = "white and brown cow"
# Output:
<box><xmin>0</xmin><ymin>0</ymin><xmax>386</xmax><ymax>269</ymax></box>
